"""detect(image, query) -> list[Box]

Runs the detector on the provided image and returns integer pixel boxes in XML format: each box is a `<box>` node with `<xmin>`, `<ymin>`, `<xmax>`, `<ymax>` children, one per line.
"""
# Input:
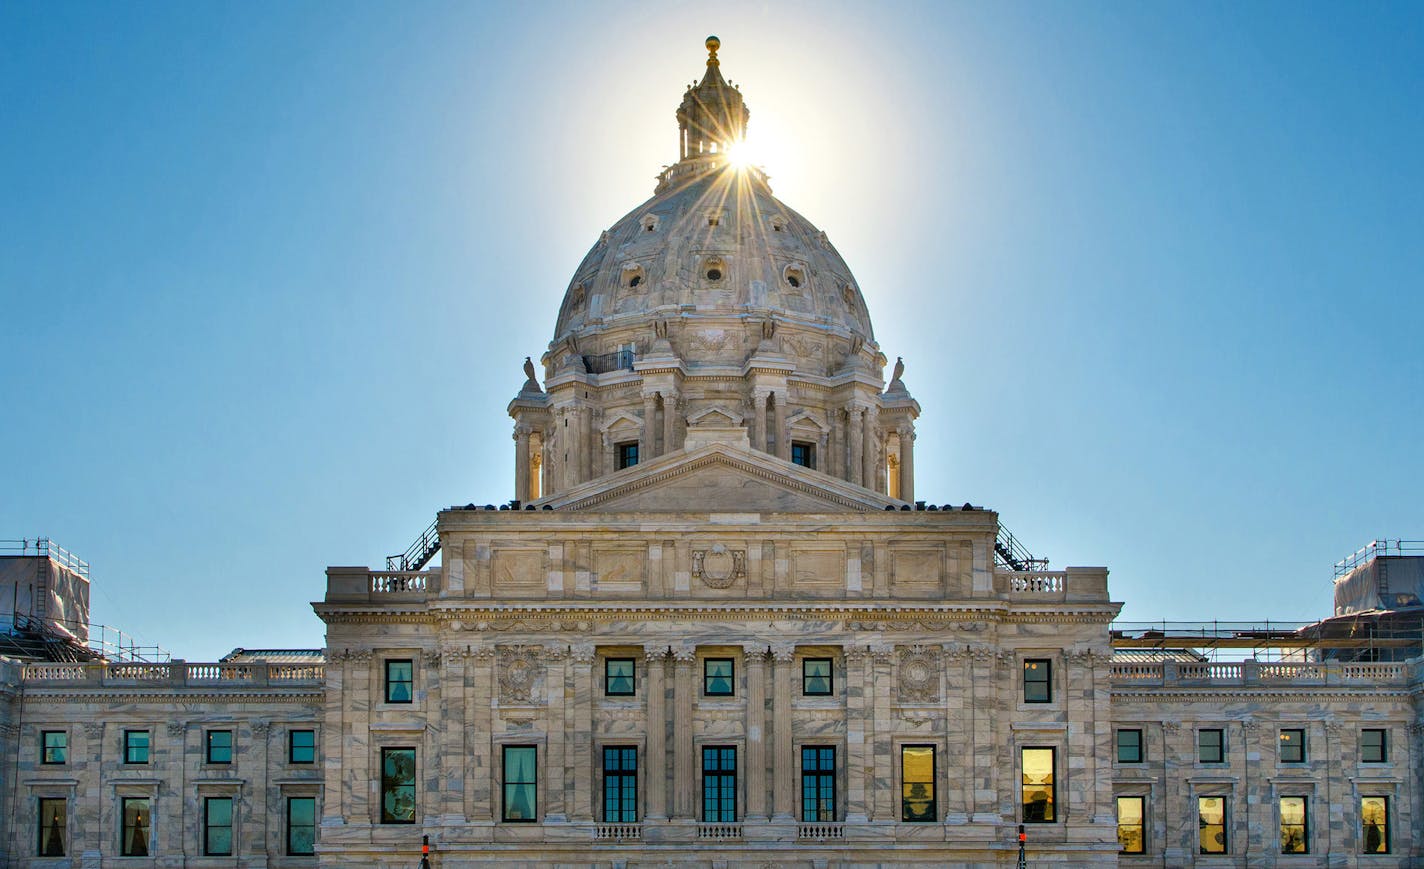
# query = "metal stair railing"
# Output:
<box><xmin>386</xmin><ymin>519</ymin><xmax>441</xmax><ymax>572</ymax></box>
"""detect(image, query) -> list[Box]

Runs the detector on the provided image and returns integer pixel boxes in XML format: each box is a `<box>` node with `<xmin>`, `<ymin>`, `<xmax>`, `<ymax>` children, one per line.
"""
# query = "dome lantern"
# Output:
<box><xmin>676</xmin><ymin>36</ymin><xmax>749</xmax><ymax>161</ymax></box>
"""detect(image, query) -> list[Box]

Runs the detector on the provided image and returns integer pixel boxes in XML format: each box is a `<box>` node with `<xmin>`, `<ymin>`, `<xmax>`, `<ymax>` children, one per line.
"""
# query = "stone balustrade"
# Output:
<box><xmin>593</xmin><ymin>823</ymin><xmax>642</xmax><ymax>841</ymax></box>
<box><xmin>1004</xmin><ymin>570</ymin><xmax>1067</xmax><ymax>595</ymax></box>
<box><xmin>371</xmin><ymin>570</ymin><xmax>430</xmax><ymax>593</ymax></box>
<box><xmin>797</xmin><ymin>822</ymin><xmax>846</xmax><ymax>840</ymax></box>
<box><xmin>696</xmin><ymin>823</ymin><xmax>743</xmax><ymax>840</ymax></box>
<box><xmin>19</xmin><ymin>659</ymin><xmax>324</xmax><ymax>687</ymax></box>
<box><xmin>1109</xmin><ymin>659</ymin><xmax>1411</xmax><ymax>687</ymax></box>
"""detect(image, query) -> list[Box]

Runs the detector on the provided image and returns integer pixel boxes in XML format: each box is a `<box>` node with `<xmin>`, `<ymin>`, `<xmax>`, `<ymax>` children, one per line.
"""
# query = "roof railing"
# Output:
<box><xmin>1333</xmin><ymin>539</ymin><xmax>1424</xmax><ymax>578</ymax></box>
<box><xmin>1</xmin><ymin>537</ymin><xmax>90</xmax><ymax>578</ymax></box>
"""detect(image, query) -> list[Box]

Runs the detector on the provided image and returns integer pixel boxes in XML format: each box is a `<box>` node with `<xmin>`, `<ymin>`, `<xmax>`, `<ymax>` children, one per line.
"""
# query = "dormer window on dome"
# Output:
<box><xmin>784</xmin><ymin>264</ymin><xmax>806</xmax><ymax>289</ymax></box>
<box><xmin>703</xmin><ymin>256</ymin><xmax>726</xmax><ymax>283</ymax></box>
<box><xmin>622</xmin><ymin>262</ymin><xmax>646</xmax><ymax>289</ymax></box>
<box><xmin>641</xmin><ymin>214</ymin><xmax>660</xmax><ymax>233</ymax></box>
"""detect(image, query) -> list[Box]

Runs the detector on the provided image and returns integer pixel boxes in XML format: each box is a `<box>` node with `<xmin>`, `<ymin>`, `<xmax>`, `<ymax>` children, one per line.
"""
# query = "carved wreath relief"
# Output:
<box><xmin>497</xmin><ymin>647</ymin><xmax>542</xmax><ymax>705</ymax></box>
<box><xmin>692</xmin><ymin>544</ymin><xmax>747</xmax><ymax>589</ymax></box>
<box><xmin>898</xmin><ymin>647</ymin><xmax>941</xmax><ymax>703</ymax></box>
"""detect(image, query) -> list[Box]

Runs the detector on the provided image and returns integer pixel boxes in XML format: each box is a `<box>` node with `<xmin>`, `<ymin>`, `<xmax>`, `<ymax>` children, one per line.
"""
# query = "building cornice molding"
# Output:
<box><xmin>22</xmin><ymin>690</ymin><xmax>324</xmax><ymax>704</ymax></box>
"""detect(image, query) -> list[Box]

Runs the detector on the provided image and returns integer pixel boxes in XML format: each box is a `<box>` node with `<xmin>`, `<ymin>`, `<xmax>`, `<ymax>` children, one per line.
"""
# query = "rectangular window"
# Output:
<box><xmin>1021</xmin><ymin>747</ymin><xmax>1056</xmax><ymax>823</ymax></box>
<box><xmin>800</xmin><ymin>746</ymin><xmax>836</xmax><ymax>821</ymax></box>
<box><xmin>503</xmin><ymin>745</ymin><xmax>537</xmax><ymax>822</ymax></box>
<box><xmin>1116</xmin><ymin>729</ymin><xmax>1143</xmax><ymax>763</ymax></box>
<box><xmin>616</xmin><ymin>442</ymin><xmax>639</xmax><ymax>469</ymax></box>
<box><xmin>380</xmin><ymin>747</ymin><xmax>416</xmax><ymax>824</ymax></box>
<box><xmin>123</xmin><ymin>730</ymin><xmax>150</xmax><ymax>764</ymax></box>
<box><xmin>1023</xmin><ymin>659</ymin><xmax>1051</xmax><ymax>703</ymax></box>
<box><xmin>602</xmin><ymin>746</ymin><xmax>638</xmax><ymax>822</ymax></box>
<box><xmin>1279</xmin><ymin>728</ymin><xmax>1305</xmax><ymax>763</ymax></box>
<box><xmin>289</xmin><ymin>729</ymin><xmax>316</xmax><ymax>764</ymax></box>
<box><xmin>206</xmin><ymin>729</ymin><xmax>233</xmax><ymax>764</ymax></box>
<box><xmin>385</xmin><ymin>659</ymin><xmax>414</xmax><ymax>703</ymax></box>
<box><xmin>121</xmin><ymin>797</ymin><xmax>151</xmax><ymax>856</ymax></box>
<box><xmin>1116</xmin><ymin>795</ymin><xmax>1145</xmax><ymax>854</ymax></box>
<box><xmin>204</xmin><ymin>797</ymin><xmax>234</xmax><ymax>856</ymax></box>
<box><xmin>802</xmin><ymin>658</ymin><xmax>833</xmax><ymax>695</ymax></box>
<box><xmin>701</xmin><ymin>746</ymin><xmax>737</xmax><ymax>822</ymax></box>
<box><xmin>1198</xmin><ymin>728</ymin><xmax>1224</xmax><ymax>764</ymax></box>
<box><xmin>1280</xmin><ymin>795</ymin><xmax>1308</xmax><ymax>853</ymax></box>
<box><xmin>791</xmin><ymin>441</ymin><xmax>816</xmax><ymax>469</ymax></box>
<box><xmin>1198</xmin><ymin>796</ymin><xmax>1227</xmax><ymax>854</ymax></box>
<box><xmin>41</xmin><ymin>730</ymin><xmax>67</xmax><ymax>765</ymax></box>
<box><xmin>1361</xmin><ymin>728</ymin><xmax>1387</xmax><ymax>763</ymax></box>
<box><xmin>900</xmin><ymin>744</ymin><xmax>936</xmax><ymax>821</ymax></box>
<box><xmin>37</xmin><ymin>797</ymin><xmax>66</xmax><ymax>857</ymax></box>
<box><xmin>605</xmin><ymin>658</ymin><xmax>635</xmax><ymax>696</ymax></box>
<box><xmin>703</xmin><ymin>658</ymin><xmax>734</xmax><ymax>696</ymax></box>
<box><xmin>1361</xmin><ymin>796</ymin><xmax>1389</xmax><ymax>854</ymax></box>
<box><xmin>287</xmin><ymin>796</ymin><xmax>316</xmax><ymax>856</ymax></box>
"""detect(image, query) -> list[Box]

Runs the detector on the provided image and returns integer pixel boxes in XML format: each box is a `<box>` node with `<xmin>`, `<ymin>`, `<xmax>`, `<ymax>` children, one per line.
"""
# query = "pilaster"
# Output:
<box><xmin>672</xmin><ymin>645</ymin><xmax>696</xmax><ymax>819</ymax></box>
<box><xmin>743</xmin><ymin>643</ymin><xmax>770</xmax><ymax>821</ymax></box>
<box><xmin>644</xmin><ymin>645</ymin><xmax>669</xmax><ymax>820</ymax></box>
<box><xmin>771</xmin><ymin>642</ymin><xmax>796</xmax><ymax>819</ymax></box>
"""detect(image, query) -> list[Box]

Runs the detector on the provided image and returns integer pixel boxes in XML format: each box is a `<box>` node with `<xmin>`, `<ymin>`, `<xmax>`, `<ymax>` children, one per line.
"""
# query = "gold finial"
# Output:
<box><xmin>706</xmin><ymin>35</ymin><xmax>720</xmax><ymax>65</ymax></box>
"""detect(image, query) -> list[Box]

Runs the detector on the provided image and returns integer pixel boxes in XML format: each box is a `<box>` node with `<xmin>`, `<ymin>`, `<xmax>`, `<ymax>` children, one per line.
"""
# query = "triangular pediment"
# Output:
<box><xmin>536</xmin><ymin>443</ymin><xmax>901</xmax><ymax>513</ymax></box>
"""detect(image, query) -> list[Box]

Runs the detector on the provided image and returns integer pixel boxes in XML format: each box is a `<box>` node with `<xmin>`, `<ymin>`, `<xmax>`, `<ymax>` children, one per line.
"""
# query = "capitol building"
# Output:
<box><xmin>1</xmin><ymin>38</ymin><xmax>1420</xmax><ymax>869</ymax></box>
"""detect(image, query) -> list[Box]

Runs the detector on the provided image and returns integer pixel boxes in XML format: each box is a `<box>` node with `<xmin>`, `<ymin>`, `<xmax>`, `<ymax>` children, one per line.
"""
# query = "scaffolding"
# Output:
<box><xmin>1111</xmin><ymin>618</ymin><xmax>1424</xmax><ymax>663</ymax></box>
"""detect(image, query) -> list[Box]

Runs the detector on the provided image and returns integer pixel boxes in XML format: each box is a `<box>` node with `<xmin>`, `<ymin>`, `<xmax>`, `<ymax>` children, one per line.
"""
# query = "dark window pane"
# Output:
<box><xmin>617</xmin><ymin>442</ymin><xmax>639</xmax><ymax>469</ymax></box>
<box><xmin>1361</xmin><ymin>729</ymin><xmax>1386</xmax><ymax>763</ymax></box>
<box><xmin>207</xmin><ymin>730</ymin><xmax>233</xmax><ymax>764</ymax></box>
<box><xmin>42</xmin><ymin>731</ymin><xmax>67</xmax><ymax>765</ymax></box>
<box><xmin>1279</xmin><ymin>729</ymin><xmax>1305</xmax><ymax>763</ymax></box>
<box><xmin>801</xmin><ymin>746</ymin><xmax>836</xmax><ymax>821</ymax></box>
<box><xmin>38</xmin><ymin>798</ymin><xmax>66</xmax><ymax>856</ymax></box>
<box><xmin>381</xmin><ymin>748</ymin><xmax>417</xmax><ymax>824</ymax></box>
<box><xmin>287</xmin><ymin>797</ymin><xmax>316</xmax><ymax>855</ymax></box>
<box><xmin>1198</xmin><ymin>729</ymin><xmax>1224</xmax><ymax>763</ymax></box>
<box><xmin>701</xmin><ymin>746</ymin><xmax>737</xmax><ymax>822</ymax></box>
<box><xmin>605</xmin><ymin>659</ymin><xmax>635</xmax><ymax>696</ymax></box>
<box><xmin>124</xmin><ymin>730</ymin><xmax>150</xmax><ymax>764</ymax></box>
<box><xmin>704</xmin><ymin>659</ymin><xmax>734</xmax><ymax>696</ymax></box>
<box><xmin>791</xmin><ymin>442</ymin><xmax>816</xmax><ymax>469</ymax></box>
<box><xmin>1116</xmin><ymin>729</ymin><xmax>1142</xmax><ymax>763</ymax></box>
<box><xmin>900</xmin><ymin>745</ymin><xmax>936</xmax><ymax>821</ymax></box>
<box><xmin>385</xmin><ymin>660</ymin><xmax>414</xmax><ymax>703</ymax></box>
<box><xmin>121</xmin><ymin>797</ymin><xmax>151</xmax><ymax>856</ymax></box>
<box><xmin>205</xmin><ymin>797</ymin><xmax>233</xmax><ymax>855</ymax></box>
<box><xmin>503</xmin><ymin>746</ymin><xmax>537</xmax><ymax>821</ymax></box>
<box><xmin>803</xmin><ymin>658</ymin><xmax>832</xmax><ymax>695</ymax></box>
<box><xmin>602</xmin><ymin>746</ymin><xmax>638</xmax><ymax>822</ymax></box>
<box><xmin>290</xmin><ymin>729</ymin><xmax>316</xmax><ymax>764</ymax></box>
<box><xmin>1023</xmin><ymin>659</ymin><xmax>1051</xmax><ymax>703</ymax></box>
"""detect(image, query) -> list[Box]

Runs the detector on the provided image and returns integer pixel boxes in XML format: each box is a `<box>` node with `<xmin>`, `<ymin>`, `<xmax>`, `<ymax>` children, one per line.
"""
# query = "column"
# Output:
<box><xmin>848</xmin><ymin>407</ymin><xmax>864</xmax><ymax>487</ymax></box>
<box><xmin>470</xmin><ymin>648</ymin><xmax>495</xmax><ymax>821</ymax></box>
<box><xmin>441</xmin><ymin>648</ymin><xmax>467</xmax><ymax>820</ymax></box>
<box><xmin>644</xmin><ymin>645</ymin><xmax>669</xmax><ymax>820</ymax></box>
<box><xmin>828</xmin><ymin>409</ymin><xmax>842</xmax><ymax>480</ymax></box>
<box><xmin>862</xmin><ymin>408</ymin><xmax>878</xmax><ymax>493</ymax></box>
<box><xmin>743</xmin><ymin>644</ymin><xmax>769</xmax><ymax>821</ymax></box>
<box><xmin>870</xmin><ymin>645</ymin><xmax>895</xmax><ymax>820</ymax></box>
<box><xmin>897</xmin><ymin>425</ymin><xmax>915</xmax><ymax>503</ymax></box>
<box><xmin>845</xmin><ymin>646</ymin><xmax>869</xmax><ymax>822</ymax></box>
<box><xmin>772</xmin><ymin>391</ymin><xmax>789</xmax><ymax>460</ymax></box>
<box><xmin>545</xmin><ymin>649</ymin><xmax>567</xmax><ymax>820</ymax></box>
<box><xmin>569</xmin><ymin>644</ymin><xmax>595</xmax><ymax>820</ymax></box>
<box><xmin>662</xmin><ymin>391</ymin><xmax>679</xmax><ymax>454</ymax></box>
<box><xmin>580</xmin><ymin>406</ymin><xmax>593</xmax><ymax>482</ymax></box>
<box><xmin>641</xmin><ymin>391</ymin><xmax>659</xmax><ymax>459</ymax></box>
<box><xmin>749</xmin><ymin>390</ymin><xmax>768</xmax><ymax>454</ymax></box>
<box><xmin>514</xmin><ymin>425</ymin><xmax>531</xmax><ymax>502</ymax></box>
<box><xmin>672</xmin><ymin>646</ymin><xmax>696</xmax><ymax>819</ymax></box>
<box><xmin>771</xmin><ymin>643</ymin><xmax>797</xmax><ymax>819</ymax></box>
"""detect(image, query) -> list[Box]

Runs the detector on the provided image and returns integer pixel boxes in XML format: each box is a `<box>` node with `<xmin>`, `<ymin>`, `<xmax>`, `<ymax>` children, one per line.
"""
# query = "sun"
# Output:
<box><xmin>725</xmin><ymin>139</ymin><xmax>755</xmax><ymax>169</ymax></box>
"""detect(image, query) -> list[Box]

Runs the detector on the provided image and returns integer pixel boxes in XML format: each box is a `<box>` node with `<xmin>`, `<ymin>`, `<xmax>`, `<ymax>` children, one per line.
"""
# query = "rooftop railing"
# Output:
<box><xmin>1109</xmin><ymin>659</ymin><xmax>1410</xmax><ymax>687</ymax></box>
<box><xmin>1333</xmin><ymin>539</ymin><xmax>1424</xmax><ymax>578</ymax></box>
<box><xmin>19</xmin><ymin>660</ymin><xmax>324</xmax><ymax>688</ymax></box>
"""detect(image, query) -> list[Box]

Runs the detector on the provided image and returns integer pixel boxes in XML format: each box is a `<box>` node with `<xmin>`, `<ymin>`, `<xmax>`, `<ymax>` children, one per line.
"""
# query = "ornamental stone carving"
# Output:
<box><xmin>671</xmin><ymin>644</ymin><xmax>697</xmax><ymax>664</ymax></box>
<box><xmin>83</xmin><ymin>723</ymin><xmax>104</xmax><ymax>740</ymax></box>
<box><xmin>569</xmin><ymin>643</ymin><xmax>597</xmax><ymax>664</ymax></box>
<box><xmin>167</xmin><ymin>722</ymin><xmax>185</xmax><ymax>737</ymax></box>
<box><xmin>251</xmin><ymin>721</ymin><xmax>270</xmax><ymax>737</ymax></box>
<box><xmin>497</xmin><ymin>647</ymin><xmax>542</xmax><ymax>704</ymax></box>
<box><xmin>422</xmin><ymin>650</ymin><xmax>441</xmax><ymax>668</ymax></box>
<box><xmin>770</xmin><ymin>643</ymin><xmax>796</xmax><ymax>664</ymax></box>
<box><xmin>692</xmin><ymin>544</ymin><xmax>746</xmax><ymax>589</ymax></box>
<box><xmin>898</xmin><ymin>647</ymin><xmax>941</xmax><ymax>703</ymax></box>
<box><xmin>644</xmin><ymin>644</ymin><xmax>669</xmax><ymax>662</ymax></box>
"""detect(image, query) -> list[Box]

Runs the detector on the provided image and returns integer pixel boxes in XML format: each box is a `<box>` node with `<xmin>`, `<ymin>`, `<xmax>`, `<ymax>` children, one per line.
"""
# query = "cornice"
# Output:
<box><xmin>22</xmin><ymin>690</ymin><xmax>324</xmax><ymax>704</ymax></box>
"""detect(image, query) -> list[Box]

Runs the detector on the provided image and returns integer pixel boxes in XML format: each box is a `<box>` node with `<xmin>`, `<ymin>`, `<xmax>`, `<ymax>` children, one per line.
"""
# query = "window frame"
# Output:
<box><xmin>384</xmin><ymin>659</ymin><xmax>414</xmax><ymax>704</ymax></box>
<box><xmin>800</xmin><ymin>745</ymin><xmax>836</xmax><ymax>821</ymax></box>
<box><xmin>123</xmin><ymin>729</ymin><xmax>150</xmax><ymax>765</ymax></box>
<box><xmin>1116</xmin><ymin>795</ymin><xmax>1145</xmax><ymax>855</ymax></box>
<box><xmin>379</xmin><ymin>747</ymin><xmax>417</xmax><ymax>824</ymax></box>
<box><xmin>289</xmin><ymin>729</ymin><xmax>317</xmax><ymax>764</ymax></box>
<box><xmin>1279</xmin><ymin>795</ymin><xmax>1308</xmax><ymax>854</ymax></box>
<box><xmin>120</xmin><ymin>796</ymin><xmax>152</xmax><ymax>857</ymax></box>
<box><xmin>41</xmin><ymin>730</ymin><xmax>67</xmax><ymax>765</ymax></box>
<box><xmin>37</xmin><ymin>796</ymin><xmax>67</xmax><ymax>857</ymax></box>
<box><xmin>1198</xmin><ymin>795</ymin><xmax>1228</xmax><ymax>854</ymax></box>
<box><xmin>604</xmin><ymin>658</ymin><xmax>636</xmax><ymax>697</ymax></box>
<box><xmin>616</xmin><ymin>441</ymin><xmax>639</xmax><ymax>470</ymax></box>
<box><xmin>601</xmin><ymin>745</ymin><xmax>638</xmax><ymax>823</ymax></box>
<box><xmin>203</xmin><ymin>796</ymin><xmax>235</xmax><ymax>856</ymax></box>
<box><xmin>286</xmin><ymin>795</ymin><xmax>317</xmax><ymax>856</ymax></box>
<box><xmin>703</xmin><ymin>658</ymin><xmax>735</xmax><ymax>697</ymax></box>
<box><xmin>205</xmin><ymin>729</ymin><xmax>233</xmax><ymax>765</ymax></box>
<box><xmin>1279</xmin><ymin>728</ymin><xmax>1306</xmax><ymax>764</ymax></box>
<box><xmin>1198</xmin><ymin>728</ymin><xmax>1225</xmax><ymax>764</ymax></box>
<box><xmin>700</xmin><ymin>745</ymin><xmax>738</xmax><ymax>823</ymax></box>
<box><xmin>802</xmin><ymin>658</ymin><xmax>833</xmax><ymax>696</ymax></box>
<box><xmin>1116</xmin><ymin>728</ymin><xmax>1143</xmax><ymax>764</ymax></box>
<box><xmin>899</xmin><ymin>743</ymin><xmax>937</xmax><ymax>822</ymax></box>
<box><xmin>1360</xmin><ymin>795</ymin><xmax>1390</xmax><ymax>854</ymax></box>
<box><xmin>1023</xmin><ymin>658</ymin><xmax>1052</xmax><ymax>703</ymax></box>
<box><xmin>502</xmin><ymin>744</ymin><xmax>538</xmax><ymax>823</ymax></box>
<box><xmin>1021</xmin><ymin>746</ymin><xmax>1057</xmax><ymax>823</ymax></box>
<box><xmin>1360</xmin><ymin>728</ymin><xmax>1387</xmax><ymax>763</ymax></box>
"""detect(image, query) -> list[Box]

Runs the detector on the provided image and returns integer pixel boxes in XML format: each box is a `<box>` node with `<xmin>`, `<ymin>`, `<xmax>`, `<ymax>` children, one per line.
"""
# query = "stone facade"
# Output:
<box><xmin>2</xmin><ymin>37</ymin><xmax>1421</xmax><ymax>869</ymax></box>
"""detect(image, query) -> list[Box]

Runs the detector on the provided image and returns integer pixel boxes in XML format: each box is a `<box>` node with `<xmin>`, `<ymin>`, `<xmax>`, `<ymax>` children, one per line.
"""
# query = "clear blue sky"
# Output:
<box><xmin>2</xmin><ymin>2</ymin><xmax>1420</xmax><ymax>661</ymax></box>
